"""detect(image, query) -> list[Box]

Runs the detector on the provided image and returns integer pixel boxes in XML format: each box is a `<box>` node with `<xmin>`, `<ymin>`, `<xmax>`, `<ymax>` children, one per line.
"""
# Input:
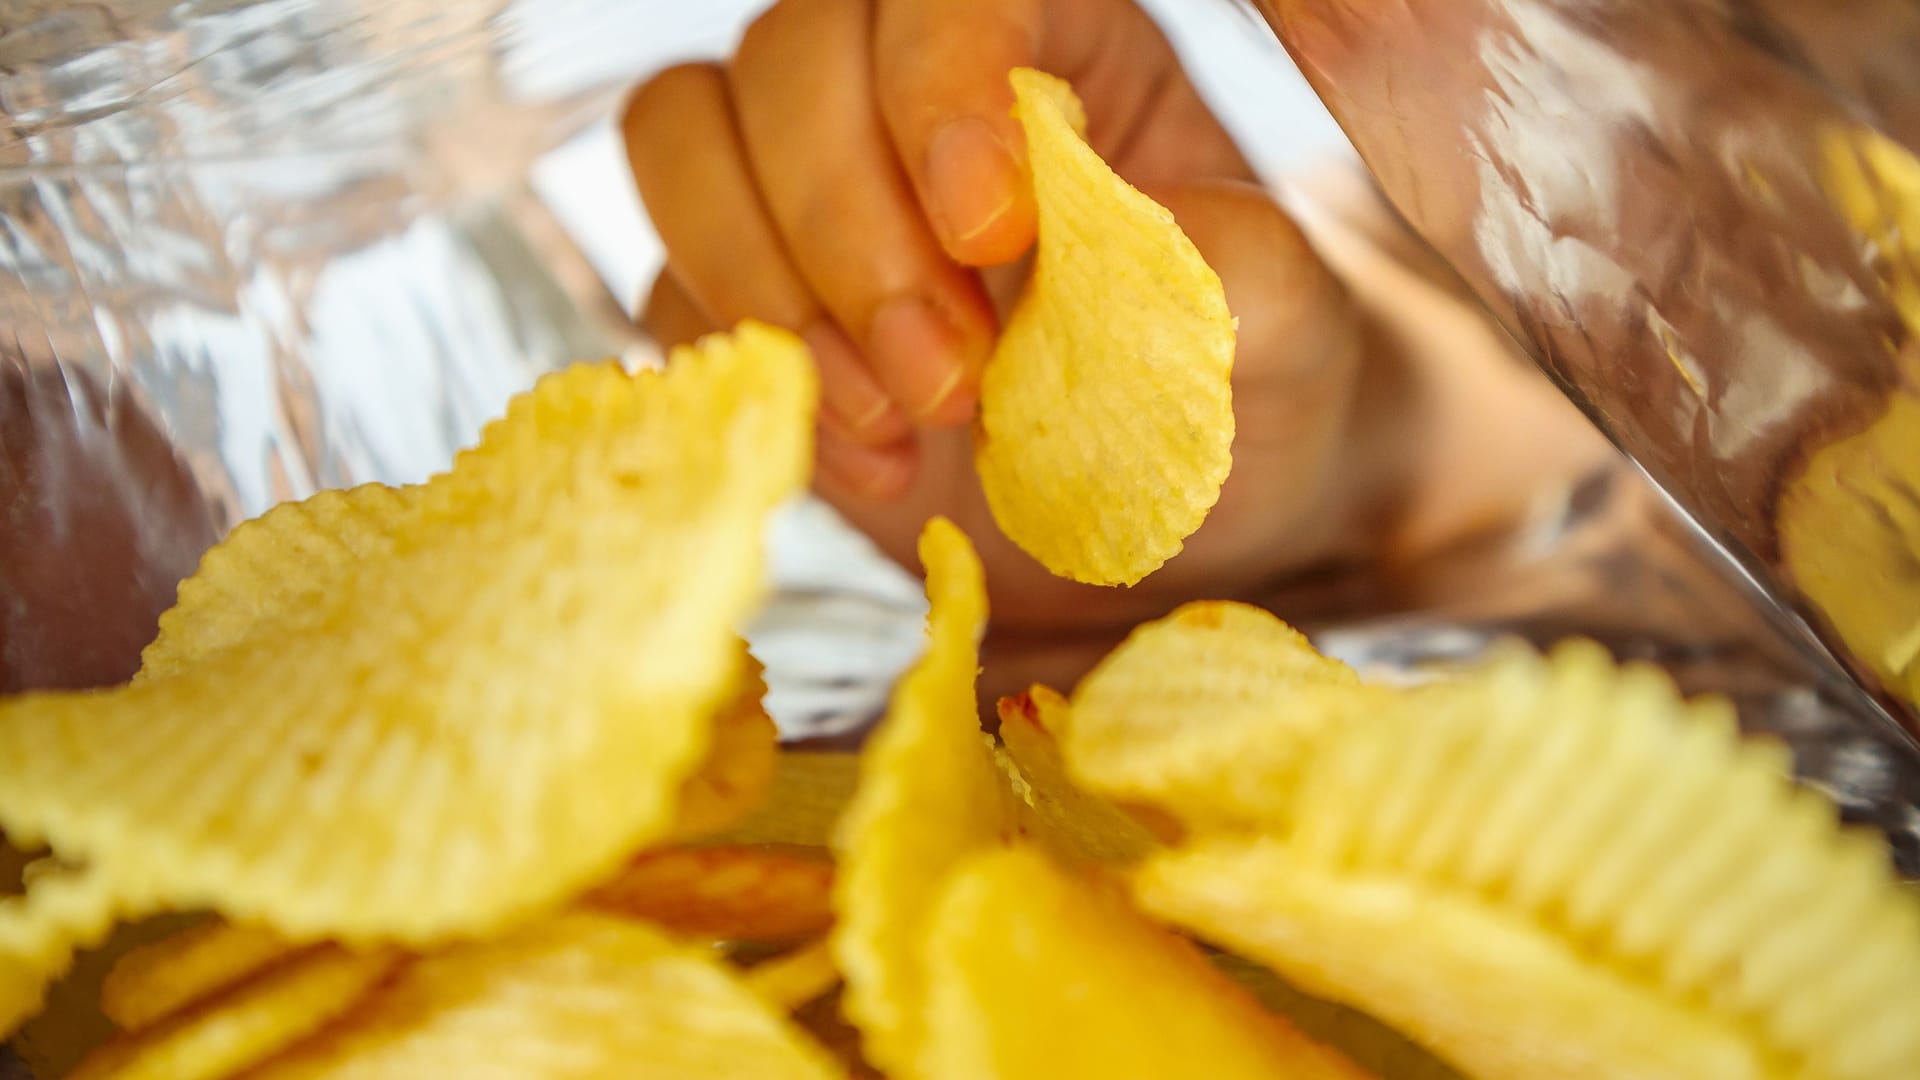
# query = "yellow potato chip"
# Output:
<box><xmin>101</xmin><ymin>920</ymin><xmax>296</xmax><ymax>1032</ymax></box>
<box><xmin>0</xmin><ymin>322</ymin><xmax>815</xmax><ymax>962</ymax></box>
<box><xmin>1136</xmin><ymin>641</ymin><xmax>1920</xmax><ymax>1080</ymax></box>
<box><xmin>1063</xmin><ymin>601</ymin><xmax>1366</xmax><ymax>832</ymax></box>
<box><xmin>994</xmin><ymin>689</ymin><xmax>1161</xmax><ymax>863</ymax></box>
<box><xmin>668</xmin><ymin>651</ymin><xmax>781</xmax><ymax>842</ymax></box>
<box><xmin>69</xmin><ymin>947</ymin><xmax>398</xmax><ymax>1080</ymax></box>
<box><xmin>975</xmin><ymin>68</ymin><xmax>1236</xmax><ymax>587</ymax></box>
<box><xmin>831</xmin><ymin>517</ymin><xmax>1012</xmax><ymax>1076</ymax></box>
<box><xmin>922</xmin><ymin>845</ymin><xmax>1372</xmax><ymax>1080</ymax></box>
<box><xmin>242</xmin><ymin>912</ymin><xmax>838</xmax><ymax>1079</ymax></box>
<box><xmin>743</xmin><ymin>938</ymin><xmax>841</xmax><ymax>1012</ymax></box>
<box><xmin>712</xmin><ymin>751</ymin><xmax>862</xmax><ymax>849</ymax></box>
<box><xmin>1</xmin><ymin>862</ymin><xmax>124</xmax><ymax>1039</ymax></box>
<box><xmin>586</xmin><ymin>845</ymin><xmax>834</xmax><ymax>943</ymax></box>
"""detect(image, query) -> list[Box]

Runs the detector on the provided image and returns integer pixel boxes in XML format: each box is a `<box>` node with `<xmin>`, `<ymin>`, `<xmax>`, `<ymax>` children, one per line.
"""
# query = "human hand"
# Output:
<box><xmin>623</xmin><ymin>0</ymin><xmax>1610</xmax><ymax>665</ymax></box>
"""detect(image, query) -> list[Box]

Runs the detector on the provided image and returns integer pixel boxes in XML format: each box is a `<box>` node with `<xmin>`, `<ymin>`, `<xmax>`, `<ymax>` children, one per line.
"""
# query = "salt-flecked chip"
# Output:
<box><xmin>831</xmin><ymin>517</ymin><xmax>1012</xmax><ymax>1077</ymax></box>
<box><xmin>242</xmin><ymin>912</ymin><xmax>838</xmax><ymax>1079</ymax></box>
<box><xmin>101</xmin><ymin>920</ymin><xmax>296</xmax><ymax>1032</ymax></box>
<box><xmin>70</xmin><ymin>947</ymin><xmax>398</xmax><ymax>1080</ymax></box>
<box><xmin>585</xmin><ymin>845</ymin><xmax>834</xmax><ymax>943</ymax></box>
<box><xmin>1064</xmin><ymin>601</ymin><xmax>1366</xmax><ymax>832</ymax></box>
<box><xmin>922</xmin><ymin>845</ymin><xmax>1372</xmax><ymax>1080</ymax></box>
<box><xmin>0</xmin><ymin>322</ymin><xmax>816</xmax><ymax>975</ymax></box>
<box><xmin>994</xmin><ymin>689</ymin><xmax>1160</xmax><ymax>864</ymax></box>
<box><xmin>974</xmin><ymin>68</ymin><xmax>1236</xmax><ymax>587</ymax></box>
<box><xmin>1136</xmin><ymin>640</ymin><xmax>1920</xmax><ymax>1080</ymax></box>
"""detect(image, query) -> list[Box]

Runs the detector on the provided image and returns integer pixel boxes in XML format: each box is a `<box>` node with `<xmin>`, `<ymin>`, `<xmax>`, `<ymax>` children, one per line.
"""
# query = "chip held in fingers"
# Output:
<box><xmin>975</xmin><ymin>67</ymin><xmax>1236</xmax><ymax>587</ymax></box>
<box><xmin>0</xmin><ymin>321</ymin><xmax>816</xmax><ymax>968</ymax></box>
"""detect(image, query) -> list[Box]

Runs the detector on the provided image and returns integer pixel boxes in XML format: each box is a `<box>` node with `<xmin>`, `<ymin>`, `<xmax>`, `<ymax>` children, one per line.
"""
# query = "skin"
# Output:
<box><xmin>623</xmin><ymin>0</ymin><xmax>1613</xmax><ymax>699</ymax></box>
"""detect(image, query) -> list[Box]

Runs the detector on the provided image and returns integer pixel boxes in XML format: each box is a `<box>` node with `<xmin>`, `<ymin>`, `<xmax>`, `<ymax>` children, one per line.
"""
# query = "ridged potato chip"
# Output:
<box><xmin>668</xmin><ymin>652</ymin><xmax>782</xmax><ymax>842</ymax></box>
<box><xmin>1137</xmin><ymin>641</ymin><xmax>1920</xmax><ymax>1080</ymax></box>
<box><xmin>831</xmin><ymin>517</ymin><xmax>1013</xmax><ymax>1076</ymax></box>
<box><xmin>240</xmin><ymin>912</ymin><xmax>837</xmax><ymax>1079</ymax></box>
<box><xmin>1064</xmin><ymin>601</ymin><xmax>1366</xmax><ymax>832</ymax></box>
<box><xmin>101</xmin><ymin>921</ymin><xmax>296</xmax><ymax>1032</ymax></box>
<box><xmin>586</xmin><ymin>845</ymin><xmax>833</xmax><ymax>943</ymax></box>
<box><xmin>0</xmin><ymin>322</ymin><xmax>815</xmax><ymax>966</ymax></box>
<box><xmin>70</xmin><ymin>947</ymin><xmax>398</xmax><ymax>1080</ymax></box>
<box><xmin>922</xmin><ymin>845</ymin><xmax>1372</xmax><ymax>1080</ymax></box>
<box><xmin>994</xmin><ymin>689</ymin><xmax>1160</xmax><ymax>863</ymax></box>
<box><xmin>1</xmin><ymin>862</ymin><xmax>124</xmax><ymax>1038</ymax></box>
<box><xmin>975</xmin><ymin>68</ymin><xmax>1236</xmax><ymax>587</ymax></box>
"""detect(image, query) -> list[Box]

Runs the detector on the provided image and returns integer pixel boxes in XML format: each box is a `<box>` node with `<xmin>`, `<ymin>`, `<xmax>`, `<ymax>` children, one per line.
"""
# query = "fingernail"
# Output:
<box><xmin>927</xmin><ymin>117</ymin><xmax>1021</xmax><ymax>252</ymax></box>
<box><xmin>803</xmin><ymin>322</ymin><xmax>910</xmax><ymax>444</ymax></box>
<box><xmin>867</xmin><ymin>297</ymin><xmax>984</xmax><ymax>427</ymax></box>
<box><xmin>817</xmin><ymin>423</ymin><xmax>915</xmax><ymax>501</ymax></box>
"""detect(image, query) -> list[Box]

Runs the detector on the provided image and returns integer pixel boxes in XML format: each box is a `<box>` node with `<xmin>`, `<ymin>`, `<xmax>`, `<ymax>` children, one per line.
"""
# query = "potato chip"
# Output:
<box><xmin>974</xmin><ymin>68</ymin><xmax>1236</xmax><ymax>587</ymax></box>
<box><xmin>0</xmin><ymin>321</ymin><xmax>816</xmax><ymax>959</ymax></box>
<box><xmin>831</xmin><ymin>517</ymin><xmax>1012</xmax><ymax>1076</ymax></box>
<box><xmin>1063</xmin><ymin>601</ymin><xmax>1366</xmax><ymax>832</ymax></box>
<box><xmin>242</xmin><ymin>912</ymin><xmax>838</xmax><ymax>1079</ymax></box>
<box><xmin>1136</xmin><ymin>641</ymin><xmax>1920</xmax><ymax>1080</ymax></box>
<box><xmin>712</xmin><ymin>751</ymin><xmax>862</xmax><ymax>849</ymax></box>
<box><xmin>70</xmin><ymin>947</ymin><xmax>398</xmax><ymax>1080</ymax></box>
<box><xmin>586</xmin><ymin>845</ymin><xmax>833</xmax><ymax>943</ymax></box>
<box><xmin>1</xmin><ymin>862</ymin><xmax>124</xmax><ymax>1038</ymax></box>
<box><xmin>1206</xmin><ymin>952</ymin><xmax>1462</xmax><ymax>1080</ymax></box>
<box><xmin>744</xmin><ymin>938</ymin><xmax>841</xmax><ymax>1011</ymax></box>
<box><xmin>101</xmin><ymin>920</ymin><xmax>296</xmax><ymax>1032</ymax></box>
<box><xmin>668</xmin><ymin>651</ymin><xmax>781</xmax><ymax>841</ymax></box>
<box><xmin>994</xmin><ymin>690</ymin><xmax>1160</xmax><ymax>863</ymax></box>
<box><xmin>922</xmin><ymin>845</ymin><xmax>1371</xmax><ymax>1080</ymax></box>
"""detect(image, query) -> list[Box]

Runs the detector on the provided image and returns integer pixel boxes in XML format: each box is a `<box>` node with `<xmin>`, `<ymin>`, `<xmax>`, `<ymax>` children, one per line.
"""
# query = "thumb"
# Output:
<box><xmin>873</xmin><ymin>0</ymin><xmax>1043</xmax><ymax>267</ymax></box>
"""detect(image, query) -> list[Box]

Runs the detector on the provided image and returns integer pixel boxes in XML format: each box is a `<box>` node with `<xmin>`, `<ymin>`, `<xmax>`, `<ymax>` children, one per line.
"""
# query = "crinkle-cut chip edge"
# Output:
<box><xmin>0</xmin><ymin>320</ymin><xmax>818</xmax><ymax>949</ymax></box>
<box><xmin>920</xmin><ymin>843</ymin><xmax>1373</xmax><ymax>1080</ymax></box>
<box><xmin>1142</xmin><ymin>639</ymin><xmax>1920</xmax><ymax>1080</ymax></box>
<box><xmin>69</xmin><ymin>946</ymin><xmax>399</xmax><ymax>1080</ymax></box>
<box><xmin>241</xmin><ymin>911</ymin><xmax>840</xmax><ymax>1080</ymax></box>
<box><xmin>1062</xmin><ymin>601</ymin><xmax>1364</xmax><ymax>832</ymax></box>
<box><xmin>101</xmin><ymin>920</ymin><xmax>297</xmax><ymax>1032</ymax></box>
<box><xmin>2</xmin><ymin>864</ymin><xmax>129</xmax><ymax>1039</ymax></box>
<box><xmin>1136</xmin><ymin>841</ymin><xmax>1778</xmax><ymax>1080</ymax></box>
<box><xmin>973</xmin><ymin>68</ymin><xmax>1234</xmax><ymax>588</ymax></box>
<box><xmin>831</xmin><ymin>516</ymin><xmax>1011</xmax><ymax>1078</ymax></box>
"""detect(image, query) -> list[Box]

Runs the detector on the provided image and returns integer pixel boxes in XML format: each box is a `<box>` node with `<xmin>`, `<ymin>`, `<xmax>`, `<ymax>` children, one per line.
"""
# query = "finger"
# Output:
<box><xmin>639</xmin><ymin>270</ymin><xmax>712</xmax><ymax>351</ymax></box>
<box><xmin>730</xmin><ymin>0</ymin><xmax>996</xmax><ymax>428</ymax></box>
<box><xmin>624</xmin><ymin>62</ymin><xmax>909</xmax><ymax>446</ymax></box>
<box><xmin>873</xmin><ymin>0</ymin><xmax>1256</xmax><ymax>265</ymax></box>
<box><xmin>815</xmin><ymin>417</ymin><xmax>917</xmax><ymax>503</ymax></box>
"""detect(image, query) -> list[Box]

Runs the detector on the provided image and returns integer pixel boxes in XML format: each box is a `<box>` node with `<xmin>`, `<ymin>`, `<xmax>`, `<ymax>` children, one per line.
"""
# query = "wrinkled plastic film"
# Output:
<box><xmin>1261</xmin><ymin>0</ymin><xmax>1920</xmax><ymax>739</ymax></box>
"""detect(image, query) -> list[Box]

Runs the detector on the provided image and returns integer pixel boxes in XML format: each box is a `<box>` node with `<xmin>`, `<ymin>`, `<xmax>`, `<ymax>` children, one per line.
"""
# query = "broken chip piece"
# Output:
<box><xmin>974</xmin><ymin>68</ymin><xmax>1236</xmax><ymax>587</ymax></box>
<box><xmin>0</xmin><ymin>322</ymin><xmax>816</xmax><ymax>1037</ymax></box>
<box><xmin>994</xmin><ymin>689</ymin><xmax>1161</xmax><ymax>863</ymax></box>
<box><xmin>1136</xmin><ymin>640</ymin><xmax>1920</xmax><ymax>1080</ymax></box>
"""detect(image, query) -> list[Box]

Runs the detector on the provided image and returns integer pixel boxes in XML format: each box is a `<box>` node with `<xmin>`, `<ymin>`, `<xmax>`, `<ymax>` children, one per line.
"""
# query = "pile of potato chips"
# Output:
<box><xmin>4</xmin><ymin>70</ymin><xmax>1919</xmax><ymax>1079</ymax></box>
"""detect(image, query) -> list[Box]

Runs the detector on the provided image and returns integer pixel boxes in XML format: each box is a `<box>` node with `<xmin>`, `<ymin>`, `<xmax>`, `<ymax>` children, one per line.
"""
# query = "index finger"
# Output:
<box><xmin>873</xmin><ymin>0</ymin><xmax>1042</xmax><ymax>266</ymax></box>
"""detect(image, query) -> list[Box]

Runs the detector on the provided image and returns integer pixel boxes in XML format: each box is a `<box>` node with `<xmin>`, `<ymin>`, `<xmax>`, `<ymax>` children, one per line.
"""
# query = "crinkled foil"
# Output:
<box><xmin>1259</xmin><ymin>0</ymin><xmax>1920</xmax><ymax>866</ymax></box>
